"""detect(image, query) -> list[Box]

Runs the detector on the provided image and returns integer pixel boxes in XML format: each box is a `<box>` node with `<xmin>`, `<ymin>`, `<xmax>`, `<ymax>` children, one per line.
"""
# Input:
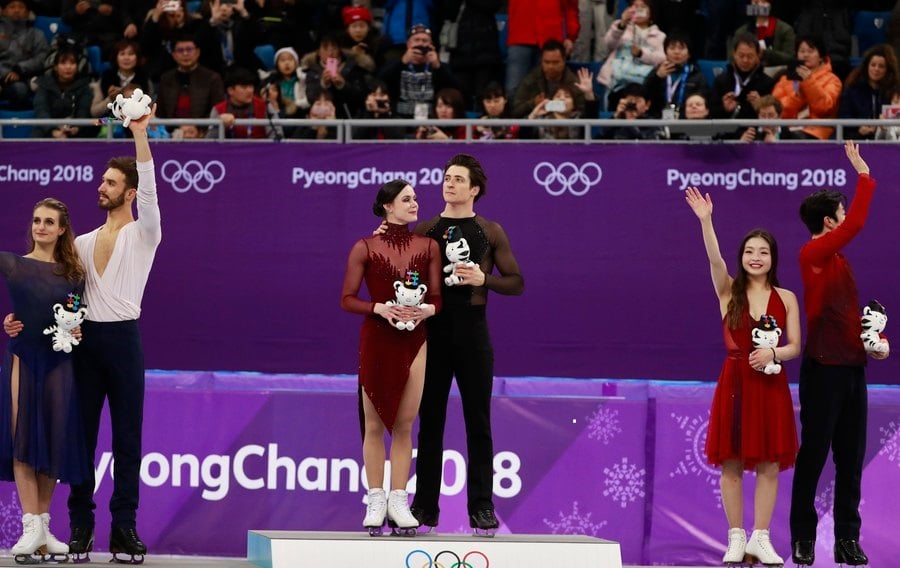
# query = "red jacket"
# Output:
<box><xmin>211</xmin><ymin>97</ymin><xmax>269</xmax><ymax>139</ymax></box>
<box><xmin>507</xmin><ymin>0</ymin><xmax>580</xmax><ymax>48</ymax></box>
<box><xmin>799</xmin><ymin>174</ymin><xmax>875</xmax><ymax>366</ymax></box>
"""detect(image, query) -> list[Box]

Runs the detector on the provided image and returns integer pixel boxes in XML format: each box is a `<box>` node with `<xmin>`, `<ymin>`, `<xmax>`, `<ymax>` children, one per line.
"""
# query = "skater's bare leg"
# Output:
<box><xmin>721</xmin><ymin>460</ymin><xmax>744</xmax><ymax>528</ymax></box>
<box><xmin>361</xmin><ymin>393</ymin><xmax>387</xmax><ymax>490</ymax></box>
<box><xmin>390</xmin><ymin>344</ymin><xmax>426</xmax><ymax>490</ymax></box>
<box><xmin>753</xmin><ymin>462</ymin><xmax>779</xmax><ymax>530</ymax></box>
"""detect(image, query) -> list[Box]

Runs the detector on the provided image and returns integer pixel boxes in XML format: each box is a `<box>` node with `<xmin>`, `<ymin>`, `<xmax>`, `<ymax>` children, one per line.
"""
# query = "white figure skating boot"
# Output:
<box><xmin>12</xmin><ymin>513</ymin><xmax>47</xmax><ymax>565</ymax></box>
<box><xmin>745</xmin><ymin>528</ymin><xmax>784</xmax><ymax>566</ymax></box>
<box><xmin>40</xmin><ymin>512</ymin><xmax>70</xmax><ymax>561</ymax></box>
<box><xmin>723</xmin><ymin>527</ymin><xmax>747</xmax><ymax>565</ymax></box>
<box><xmin>362</xmin><ymin>488</ymin><xmax>387</xmax><ymax>536</ymax></box>
<box><xmin>387</xmin><ymin>489</ymin><xmax>419</xmax><ymax>536</ymax></box>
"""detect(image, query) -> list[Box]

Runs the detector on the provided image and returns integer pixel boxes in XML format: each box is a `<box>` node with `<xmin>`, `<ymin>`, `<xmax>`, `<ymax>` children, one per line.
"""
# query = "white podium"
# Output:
<box><xmin>247</xmin><ymin>530</ymin><xmax>623</xmax><ymax>568</ymax></box>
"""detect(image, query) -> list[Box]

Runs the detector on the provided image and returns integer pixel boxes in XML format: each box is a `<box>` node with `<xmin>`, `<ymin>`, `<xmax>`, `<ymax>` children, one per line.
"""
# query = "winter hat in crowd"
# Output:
<box><xmin>342</xmin><ymin>6</ymin><xmax>372</xmax><ymax>26</ymax></box>
<box><xmin>273</xmin><ymin>46</ymin><xmax>299</xmax><ymax>65</ymax></box>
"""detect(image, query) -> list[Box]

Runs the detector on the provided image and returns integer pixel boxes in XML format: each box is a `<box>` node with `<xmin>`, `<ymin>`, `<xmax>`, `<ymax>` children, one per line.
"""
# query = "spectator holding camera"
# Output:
<box><xmin>194</xmin><ymin>0</ymin><xmax>261</xmax><ymax>76</ymax></box>
<box><xmin>141</xmin><ymin>0</ymin><xmax>200</xmax><ymax>86</ymax></box>
<box><xmin>260</xmin><ymin>46</ymin><xmax>309</xmax><ymax>137</ymax></box>
<box><xmin>377</xmin><ymin>23</ymin><xmax>459</xmax><ymax>120</ymax></box>
<box><xmin>643</xmin><ymin>30</ymin><xmax>707</xmax><ymax>119</ymax></box>
<box><xmin>597</xmin><ymin>0</ymin><xmax>666</xmax><ymax>105</ymax></box>
<box><xmin>511</xmin><ymin>39</ymin><xmax>584</xmax><ymax>118</ymax></box>
<box><xmin>62</xmin><ymin>0</ymin><xmax>138</xmax><ymax>56</ymax></box>
<box><xmin>599</xmin><ymin>81</ymin><xmax>662</xmax><ymax>139</ymax></box>
<box><xmin>772</xmin><ymin>34</ymin><xmax>841</xmax><ymax>140</ymax></box>
<box><xmin>91</xmin><ymin>39</ymin><xmax>153</xmax><ymax>118</ymax></box>
<box><xmin>710</xmin><ymin>32</ymin><xmax>775</xmax><ymax>120</ymax></box>
<box><xmin>738</xmin><ymin>94</ymin><xmax>797</xmax><ymax>142</ymax></box>
<box><xmin>302</xmin><ymin>34</ymin><xmax>371</xmax><ymax>119</ymax></box>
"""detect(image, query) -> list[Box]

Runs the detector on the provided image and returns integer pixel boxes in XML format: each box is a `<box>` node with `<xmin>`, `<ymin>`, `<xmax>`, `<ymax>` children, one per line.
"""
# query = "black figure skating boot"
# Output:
<box><xmin>469</xmin><ymin>509</ymin><xmax>499</xmax><ymax>537</ymax></box>
<box><xmin>791</xmin><ymin>540</ymin><xmax>815</xmax><ymax>566</ymax></box>
<box><xmin>109</xmin><ymin>526</ymin><xmax>147</xmax><ymax>564</ymax></box>
<box><xmin>409</xmin><ymin>505</ymin><xmax>439</xmax><ymax>534</ymax></box>
<box><xmin>744</xmin><ymin>529</ymin><xmax>784</xmax><ymax>567</ymax></box>
<box><xmin>11</xmin><ymin>513</ymin><xmax>46</xmax><ymax>565</ymax></box>
<box><xmin>386</xmin><ymin>489</ymin><xmax>419</xmax><ymax>536</ymax></box>
<box><xmin>722</xmin><ymin>528</ymin><xmax>746</xmax><ymax>566</ymax></box>
<box><xmin>68</xmin><ymin>525</ymin><xmax>94</xmax><ymax>564</ymax></box>
<box><xmin>362</xmin><ymin>488</ymin><xmax>387</xmax><ymax>536</ymax></box>
<box><xmin>834</xmin><ymin>539</ymin><xmax>868</xmax><ymax>566</ymax></box>
<box><xmin>39</xmin><ymin>513</ymin><xmax>69</xmax><ymax>562</ymax></box>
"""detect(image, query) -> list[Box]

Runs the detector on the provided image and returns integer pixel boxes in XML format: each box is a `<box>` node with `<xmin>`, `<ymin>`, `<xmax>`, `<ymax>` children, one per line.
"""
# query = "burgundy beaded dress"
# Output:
<box><xmin>705</xmin><ymin>290</ymin><xmax>798</xmax><ymax>471</ymax></box>
<box><xmin>341</xmin><ymin>224</ymin><xmax>442</xmax><ymax>432</ymax></box>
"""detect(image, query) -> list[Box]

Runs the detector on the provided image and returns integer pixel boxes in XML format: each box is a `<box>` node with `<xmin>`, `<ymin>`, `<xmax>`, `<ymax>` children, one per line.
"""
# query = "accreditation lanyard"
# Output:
<box><xmin>732</xmin><ymin>69</ymin><xmax>753</xmax><ymax>97</ymax></box>
<box><xmin>666</xmin><ymin>66</ymin><xmax>689</xmax><ymax>107</ymax></box>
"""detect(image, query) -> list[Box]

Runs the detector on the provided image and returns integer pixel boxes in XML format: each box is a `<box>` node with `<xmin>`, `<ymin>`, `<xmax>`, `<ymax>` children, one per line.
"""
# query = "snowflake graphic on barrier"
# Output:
<box><xmin>668</xmin><ymin>411</ymin><xmax>722</xmax><ymax>507</ymax></box>
<box><xmin>877</xmin><ymin>418</ymin><xmax>900</xmax><ymax>467</ymax></box>
<box><xmin>586</xmin><ymin>405</ymin><xmax>622</xmax><ymax>445</ymax></box>
<box><xmin>543</xmin><ymin>501</ymin><xmax>608</xmax><ymax>536</ymax></box>
<box><xmin>0</xmin><ymin>489</ymin><xmax>23</xmax><ymax>550</ymax></box>
<box><xmin>603</xmin><ymin>457</ymin><xmax>645</xmax><ymax>508</ymax></box>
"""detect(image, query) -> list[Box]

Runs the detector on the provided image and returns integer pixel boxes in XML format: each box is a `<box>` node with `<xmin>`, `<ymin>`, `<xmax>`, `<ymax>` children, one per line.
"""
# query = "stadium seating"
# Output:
<box><xmin>254</xmin><ymin>44</ymin><xmax>275</xmax><ymax>71</ymax></box>
<box><xmin>33</xmin><ymin>16</ymin><xmax>71</xmax><ymax>43</ymax></box>
<box><xmin>853</xmin><ymin>11</ymin><xmax>892</xmax><ymax>55</ymax></box>
<box><xmin>697</xmin><ymin>59</ymin><xmax>728</xmax><ymax>86</ymax></box>
<box><xmin>0</xmin><ymin>109</ymin><xmax>35</xmax><ymax>139</ymax></box>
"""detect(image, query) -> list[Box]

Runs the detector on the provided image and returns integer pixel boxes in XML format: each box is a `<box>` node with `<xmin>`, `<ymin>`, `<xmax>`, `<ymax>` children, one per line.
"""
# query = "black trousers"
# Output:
<box><xmin>413</xmin><ymin>306</ymin><xmax>495</xmax><ymax>516</ymax></box>
<box><xmin>790</xmin><ymin>357</ymin><xmax>867</xmax><ymax>541</ymax></box>
<box><xmin>68</xmin><ymin>320</ymin><xmax>145</xmax><ymax>530</ymax></box>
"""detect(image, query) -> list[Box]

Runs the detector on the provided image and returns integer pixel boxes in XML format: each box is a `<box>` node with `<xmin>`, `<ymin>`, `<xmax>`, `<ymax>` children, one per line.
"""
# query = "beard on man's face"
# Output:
<box><xmin>99</xmin><ymin>192</ymin><xmax>126</xmax><ymax>211</ymax></box>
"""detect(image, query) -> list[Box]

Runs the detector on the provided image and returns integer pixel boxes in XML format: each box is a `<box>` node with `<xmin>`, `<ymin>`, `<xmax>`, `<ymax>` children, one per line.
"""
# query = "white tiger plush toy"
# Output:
<box><xmin>42</xmin><ymin>292</ymin><xmax>87</xmax><ymax>353</ymax></box>
<box><xmin>385</xmin><ymin>271</ymin><xmax>431</xmax><ymax>331</ymax></box>
<box><xmin>751</xmin><ymin>314</ymin><xmax>782</xmax><ymax>375</ymax></box>
<box><xmin>442</xmin><ymin>225</ymin><xmax>475</xmax><ymax>286</ymax></box>
<box><xmin>107</xmin><ymin>88</ymin><xmax>152</xmax><ymax>127</ymax></box>
<box><xmin>860</xmin><ymin>300</ymin><xmax>888</xmax><ymax>354</ymax></box>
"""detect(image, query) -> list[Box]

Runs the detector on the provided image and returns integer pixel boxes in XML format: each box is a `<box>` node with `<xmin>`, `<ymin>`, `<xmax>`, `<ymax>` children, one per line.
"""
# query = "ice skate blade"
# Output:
<box><xmin>109</xmin><ymin>553</ymin><xmax>145</xmax><ymax>564</ymax></box>
<box><xmin>744</xmin><ymin>554</ymin><xmax>783</xmax><ymax>567</ymax></box>
<box><xmin>390</xmin><ymin>527</ymin><xmax>417</xmax><ymax>537</ymax></box>
<box><xmin>415</xmin><ymin>525</ymin><xmax>436</xmax><ymax>535</ymax></box>
<box><xmin>14</xmin><ymin>553</ymin><xmax>44</xmax><ymax>565</ymax></box>
<box><xmin>366</xmin><ymin>526</ymin><xmax>384</xmax><ymax>537</ymax></box>
<box><xmin>71</xmin><ymin>552</ymin><xmax>91</xmax><ymax>564</ymax></box>
<box><xmin>472</xmin><ymin>527</ymin><xmax>497</xmax><ymax>538</ymax></box>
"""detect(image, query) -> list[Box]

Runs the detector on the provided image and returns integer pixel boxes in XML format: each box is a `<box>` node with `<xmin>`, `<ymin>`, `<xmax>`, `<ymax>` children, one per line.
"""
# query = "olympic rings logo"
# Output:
<box><xmin>532</xmin><ymin>161</ymin><xmax>602</xmax><ymax>197</ymax></box>
<box><xmin>160</xmin><ymin>159</ymin><xmax>226</xmax><ymax>194</ymax></box>
<box><xmin>405</xmin><ymin>549</ymin><xmax>489</xmax><ymax>568</ymax></box>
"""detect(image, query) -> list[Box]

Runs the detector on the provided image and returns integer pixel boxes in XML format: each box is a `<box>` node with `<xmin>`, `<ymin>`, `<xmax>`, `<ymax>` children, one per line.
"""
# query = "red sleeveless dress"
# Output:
<box><xmin>341</xmin><ymin>224</ymin><xmax>442</xmax><ymax>433</ymax></box>
<box><xmin>705</xmin><ymin>290</ymin><xmax>799</xmax><ymax>471</ymax></box>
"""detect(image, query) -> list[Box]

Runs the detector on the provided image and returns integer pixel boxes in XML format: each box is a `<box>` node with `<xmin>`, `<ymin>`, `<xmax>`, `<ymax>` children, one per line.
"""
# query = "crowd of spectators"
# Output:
<box><xmin>1</xmin><ymin>0</ymin><xmax>900</xmax><ymax>141</ymax></box>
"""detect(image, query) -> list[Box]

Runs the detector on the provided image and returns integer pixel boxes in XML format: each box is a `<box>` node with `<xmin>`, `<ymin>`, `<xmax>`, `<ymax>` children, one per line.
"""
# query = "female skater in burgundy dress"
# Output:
<box><xmin>685</xmin><ymin>187</ymin><xmax>800</xmax><ymax>566</ymax></box>
<box><xmin>341</xmin><ymin>179</ymin><xmax>442</xmax><ymax>535</ymax></box>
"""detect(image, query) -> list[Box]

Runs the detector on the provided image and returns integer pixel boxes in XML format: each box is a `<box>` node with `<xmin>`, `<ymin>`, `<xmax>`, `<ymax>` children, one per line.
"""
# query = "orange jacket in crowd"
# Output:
<box><xmin>773</xmin><ymin>60</ymin><xmax>842</xmax><ymax>140</ymax></box>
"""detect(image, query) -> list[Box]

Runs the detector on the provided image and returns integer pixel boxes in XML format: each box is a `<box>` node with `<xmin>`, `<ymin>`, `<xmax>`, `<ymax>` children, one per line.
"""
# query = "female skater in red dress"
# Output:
<box><xmin>685</xmin><ymin>187</ymin><xmax>800</xmax><ymax>566</ymax></box>
<box><xmin>341</xmin><ymin>179</ymin><xmax>442</xmax><ymax>535</ymax></box>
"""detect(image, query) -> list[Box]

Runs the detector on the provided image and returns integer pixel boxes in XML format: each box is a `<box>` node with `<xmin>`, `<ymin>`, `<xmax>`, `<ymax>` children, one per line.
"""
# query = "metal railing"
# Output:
<box><xmin>2</xmin><ymin>117</ymin><xmax>900</xmax><ymax>142</ymax></box>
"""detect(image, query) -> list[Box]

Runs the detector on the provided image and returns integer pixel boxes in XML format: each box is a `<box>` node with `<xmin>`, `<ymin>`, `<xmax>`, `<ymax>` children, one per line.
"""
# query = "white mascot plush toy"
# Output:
<box><xmin>860</xmin><ymin>299</ymin><xmax>888</xmax><ymax>354</ymax></box>
<box><xmin>442</xmin><ymin>225</ymin><xmax>475</xmax><ymax>286</ymax></box>
<box><xmin>42</xmin><ymin>292</ymin><xmax>87</xmax><ymax>353</ymax></box>
<box><xmin>107</xmin><ymin>88</ymin><xmax>152</xmax><ymax>127</ymax></box>
<box><xmin>751</xmin><ymin>314</ymin><xmax>783</xmax><ymax>375</ymax></box>
<box><xmin>385</xmin><ymin>271</ymin><xmax>431</xmax><ymax>331</ymax></box>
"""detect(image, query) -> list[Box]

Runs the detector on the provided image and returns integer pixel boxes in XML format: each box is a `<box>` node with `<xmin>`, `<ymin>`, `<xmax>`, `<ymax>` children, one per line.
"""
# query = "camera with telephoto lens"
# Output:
<box><xmin>413</xmin><ymin>45</ymin><xmax>431</xmax><ymax>55</ymax></box>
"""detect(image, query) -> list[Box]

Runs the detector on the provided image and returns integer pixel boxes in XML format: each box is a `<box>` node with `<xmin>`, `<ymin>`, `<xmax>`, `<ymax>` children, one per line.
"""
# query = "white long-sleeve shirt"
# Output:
<box><xmin>76</xmin><ymin>159</ymin><xmax>162</xmax><ymax>322</ymax></box>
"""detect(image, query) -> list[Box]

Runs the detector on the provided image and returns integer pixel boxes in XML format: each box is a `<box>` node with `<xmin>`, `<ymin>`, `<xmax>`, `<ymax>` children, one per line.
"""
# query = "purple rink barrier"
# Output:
<box><xmin>1</xmin><ymin>142</ymin><xmax>899</xmax><ymax>384</ymax></box>
<box><xmin>0</xmin><ymin>372</ymin><xmax>893</xmax><ymax>566</ymax></box>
